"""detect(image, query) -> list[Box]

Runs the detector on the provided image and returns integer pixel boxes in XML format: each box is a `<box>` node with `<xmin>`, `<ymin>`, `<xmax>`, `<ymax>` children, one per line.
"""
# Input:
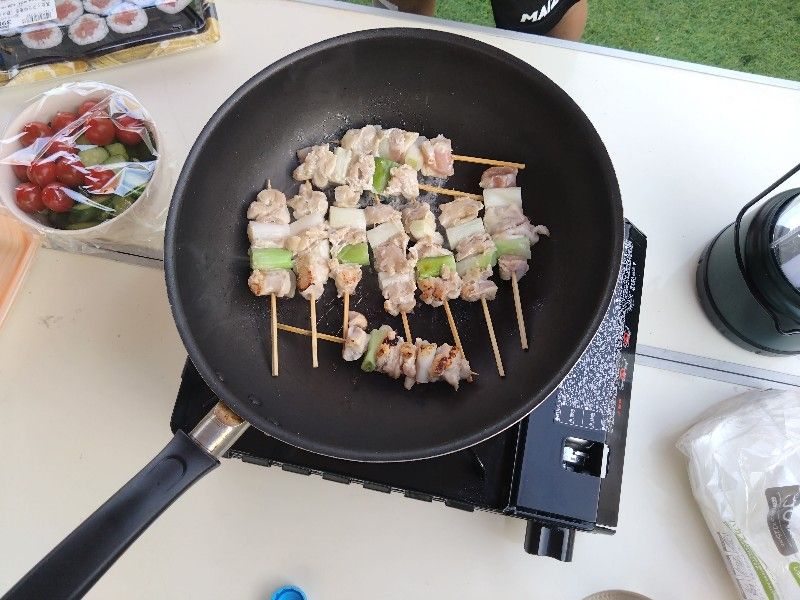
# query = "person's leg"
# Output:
<box><xmin>546</xmin><ymin>0</ymin><xmax>587</xmax><ymax>41</ymax></box>
<box><xmin>372</xmin><ymin>0</ymin><xmax>436</xmax><ymax>17</ymax></box>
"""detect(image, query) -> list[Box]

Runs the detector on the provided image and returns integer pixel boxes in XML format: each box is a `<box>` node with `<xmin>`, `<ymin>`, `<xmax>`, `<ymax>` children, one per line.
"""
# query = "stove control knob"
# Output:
<box><xmin>523</xmin><ymin>521</ymin><xmax>575</xmax><ymax>562</ymax></box>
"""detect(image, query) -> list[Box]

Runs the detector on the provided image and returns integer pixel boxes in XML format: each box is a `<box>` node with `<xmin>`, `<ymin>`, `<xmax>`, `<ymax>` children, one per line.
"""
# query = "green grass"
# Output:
<box><xmin>346</xmin><ymin>0</ymin><xmax>800</xmax><ymax>81</ymax></box>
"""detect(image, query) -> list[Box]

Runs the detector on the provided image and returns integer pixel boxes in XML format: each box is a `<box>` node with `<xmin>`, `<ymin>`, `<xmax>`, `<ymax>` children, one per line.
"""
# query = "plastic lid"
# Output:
<box><xmin>271</xmin><ymin>585</ymin><xmax>306</xmax><ymax>600</ymax></box>
<box><xmin>770</xmin><ymin>193</ymin><xmax>800</xmax><ymax>289</ymax></box>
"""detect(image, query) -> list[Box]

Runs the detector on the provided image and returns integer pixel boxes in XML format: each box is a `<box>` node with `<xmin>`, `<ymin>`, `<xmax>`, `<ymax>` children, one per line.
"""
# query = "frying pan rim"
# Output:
<box><xmin>165</xmin><ymin>27</ymin><xmax>624</xmax><ymax>463</ymax></box>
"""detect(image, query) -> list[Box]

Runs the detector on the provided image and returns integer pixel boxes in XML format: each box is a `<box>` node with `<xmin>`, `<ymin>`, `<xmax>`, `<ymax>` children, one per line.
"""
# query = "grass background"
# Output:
<box><xmin>346</xmin><ymin>0</ymin><xmax>800</xmax><ymax>81</ymax></box>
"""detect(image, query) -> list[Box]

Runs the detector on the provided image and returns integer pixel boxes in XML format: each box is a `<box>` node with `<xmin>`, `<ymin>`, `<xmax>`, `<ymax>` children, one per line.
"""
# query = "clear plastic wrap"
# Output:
<box><xmin>0</xmin><ymin>1</ymin><xmax>219</xmax><ymax>88</ymax></box>
<box><xmin>0</xmin><ymin>81</ymin><xmax>167</xmax><ymax>252</ymax></box>
<box><xmin>677</xmin><ymin>390</ymin><xmax>800</xmax><ymax>600</ymax></box>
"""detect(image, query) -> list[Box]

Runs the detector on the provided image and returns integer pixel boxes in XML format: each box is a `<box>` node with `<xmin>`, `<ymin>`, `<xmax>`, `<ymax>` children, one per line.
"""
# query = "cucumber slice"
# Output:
<box><xmin>105</xmin><ymin>142</ymin><xmax>128</xmax><ymax>159</ymax></box>
<box><xmin>329</xmin><ymin>206</ymin><xmax>366</xmax><ymax>231</ymax></box>
<box><xmin>483</xmin><ymin>187</ymin><xmax>522</xmax><ymax>209</ymax></box>
<box><xmin>494</xmin><ymin>236</ymin><xmax>531</xmax><ymax>259</ymax></box>
<box><xmin>66</xmin><ymin>221</ymin><xmax>101</xmax><ymax>230</ymax></box>
<box><xmin>78</xmin><ymin>146</ymin><xmax>109</xmax><ymax>167</ymax></box>
<box><xmin>111</xmin><ymin>195</ymin><xmax>133</xmax><ymax>215</ymax></box>
<box><xmin>338</xmin><ymin>242</ymin><xmax>369</xmax><ymax>266</ymax></box>
<box><xmin>417</xmin><ymin>254</ymin><xmax>456</xmax><ymax>279</ymax></box>
<box><xmin>69</xmin><ymin>202</ymin><xmax>102</xmax><ymax>224</ymax></box>
<box><xmin>250</xmin><ymin>248</ymin><xmax>293</xmax><ymax>270</ymax></box>
<box><xmin>446</xmin><ymin>218</ymin><xmax>485</xmax><ymax>250</ymax></box>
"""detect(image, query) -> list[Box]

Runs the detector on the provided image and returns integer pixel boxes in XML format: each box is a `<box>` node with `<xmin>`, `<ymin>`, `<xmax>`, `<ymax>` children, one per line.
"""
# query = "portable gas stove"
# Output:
<box><xmin>171</xmin><ymin>221</ymin><xmax>646</xmax><ymax>562</ymax></box>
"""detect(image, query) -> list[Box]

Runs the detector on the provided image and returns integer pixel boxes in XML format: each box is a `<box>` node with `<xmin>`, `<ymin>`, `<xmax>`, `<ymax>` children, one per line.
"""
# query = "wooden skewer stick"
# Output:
<box><xmin>343</xmin><ymin>292</ymin><xmax>350</xmax><ymax>338</ymax></box>
<box><xmin>452</xmin><ymin>154</ymin><xmax>525</xmax><ymax>170</ymax></box>
<box><xmin>278</xmin><ymin>322</ymin><xmax>345</xmax><ymax>344</ymax></box>
<box><xmin>511</xmin><ymin>272</ymin><xmax>528</xmax><ymax>350</ymax></box>
<box><xmin>270</xmin><ymin>293</ymin><xmax>279</xmax><ymax>376</ymax></box>
<box><xmin>418</xmin><ymin>184</ymin><xmax>482</xmax><ymax>201</ymax></box>
<box><xmin>401</xmin><ymin>311</ymin><xmax>412</xmax><ymax>341</ymax></box>
<box><xmin>481</xmin><ymin>297</ymin><xmax>505</xmax><ymax>377</ymax></box>
<box><xmin>310</xmin><ymin>296</ymin><xmax>319</xmax><ymax>368</ymax></box>
<box><xmin>443</xmin><ymin>299</ymin><xmax>473</xmax><ymax>383</ymax></box>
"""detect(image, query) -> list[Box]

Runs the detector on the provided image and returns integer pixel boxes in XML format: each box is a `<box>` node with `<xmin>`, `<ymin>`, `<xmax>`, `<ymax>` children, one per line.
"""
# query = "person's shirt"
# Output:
<box><xmin>490</xmin><ymin>0</ymin><xmax>579</xmax><ymax>34</ymax></box>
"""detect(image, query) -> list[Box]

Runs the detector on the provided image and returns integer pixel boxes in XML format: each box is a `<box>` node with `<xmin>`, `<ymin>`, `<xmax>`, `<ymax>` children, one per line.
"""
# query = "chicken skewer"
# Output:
<box><xmin>246</xmin><ymin>181</ymin><xmax>294</xmax><ymax>377</ymax></box>
<box><xmin>481</xmin><ymin>167</ymin><xmax>549</xmax><ymax>350</ymax></box>
<box><xmin>285</xmin><ymin>181</ymin><xmax>331</xmax><ymax>368</ymax></box>
<box><xmin>440</xmin><ymin>195</ymin><xmax>506</xmax><ymax>377</ymax></box>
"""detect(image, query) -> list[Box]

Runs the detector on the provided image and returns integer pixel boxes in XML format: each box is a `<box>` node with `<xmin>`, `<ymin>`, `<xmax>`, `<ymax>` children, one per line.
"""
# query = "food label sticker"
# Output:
<box><xmin>0</xmin><ymin>0</ymin><xmax>58</xmax><ymax>31</ymax></box>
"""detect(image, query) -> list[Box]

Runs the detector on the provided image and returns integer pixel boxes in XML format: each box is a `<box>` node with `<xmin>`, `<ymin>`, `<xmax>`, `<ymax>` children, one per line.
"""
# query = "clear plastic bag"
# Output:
<box><xmin>0</xmin><ymin>1</ymin><xmax>219</xmax><ymax>88</ymax></box>
<box><xmin>0</xmin><ymin>81</ymin><xmax>168</xmax><ymax>253</ymax></box>
<box><xmin>677</xmin><ymin>390</ymin><xmax>800</xmax><ymax>600</ymax></box>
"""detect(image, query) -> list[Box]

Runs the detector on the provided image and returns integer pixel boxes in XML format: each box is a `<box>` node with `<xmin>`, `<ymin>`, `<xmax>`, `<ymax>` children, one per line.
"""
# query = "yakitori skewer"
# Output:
<box><xmin>277</xmin><ymin>322</ymin><xmax>345</xmax><ymax>344</ymax></box>
<box><xmin>480</xmin><ymin>167</ymin><xmax>549</xmax><ymax>351</ymax></box>
<box><xmin>246</xmin><ymin>180</ymin><xmax>294</xmax><ymax>377</ymax></box>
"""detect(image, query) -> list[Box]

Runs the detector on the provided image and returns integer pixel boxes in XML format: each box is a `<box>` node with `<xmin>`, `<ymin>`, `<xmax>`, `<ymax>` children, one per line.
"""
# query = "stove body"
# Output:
<box><xmin>171</xmin><ymin>221</ymin><xmax>646</xmax><ymax>561</ymax></box>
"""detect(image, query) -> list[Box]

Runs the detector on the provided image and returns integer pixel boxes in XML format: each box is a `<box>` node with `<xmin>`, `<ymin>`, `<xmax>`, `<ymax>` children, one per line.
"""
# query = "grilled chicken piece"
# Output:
<box><xmin>460</xmin><ymin>266</ymin><xmax>498</xmax><ymax>302</ymax></box>
<box><xmin>414</xmin><ymin>339</ymin><xmax>437</xmax><ymax>384</ymax></box>
<box><xmin>328</xmin><ymin>260</ymin><xmax>362</xmax><ymax>297</ymax></box>
<box><xmin>288</xmin><ymin>181</ymin><xmax>328</xmax><ymax>219</ymax></box>
<box><xmin>430</xmin><ymin>343</ymin><xmax>471</xmax><ymax>390</ymax></box>
<box><xmin>248</xmin><ymin>268</ymin><xmax>295</xmax><ymax>298</ymax></box>
<box><xmin>400</xmin><ymin>340</ymin><xmax>417</xmax><ymax>389</ymax></box>
<box><xmin>329</xmin><ymin>227</ymin><xmax>366</xmax><ymax>258</ymax></box>
<box><xmin>334</xmin><ymin>184</ymin><xmax>361</xmax><ymax>208</ymax></box>
<box><xmin>418</xmin><ymin>265</ymin><xmax>462</xmax><ymax>307</ymax></box>
<box><xmin>485</xmin><ymin>205</ymin><xmax>549</xmax><ymax>243</ymax></box>
<box><xmin>420</xmin><ymin>134</ymin><xmax>454</xmax><ymax>178</ymax></box>
<box><xmin>384</xmin><ymin>164</ymin><xmax>419</xmax><ymax>200</ymax></box>
<box><xmin>455</xmin><ymin>231</ymin><xmax>495</xmax><ymax>262</ymax></box>
<box><xmin>374</xmin><ymin>238</ymin><xmax>416</xmax><ymax>274</ymax></box>
<box><xmin>410</xmin><ymin>238</ymin><xmax>450</xmax><ymax>260</ymax></box>
<box><xmin>293</xmin><ymin>144</ymin><xmax>336</xmax><ymax>188</ymax></box>
<box><xmin>438</xmin><ymin>197</ymin><xmax>482</xmax><ymax>229</ymax></box>
<box><xmin>285</xmin><ymin>226</ymin><xmax>328</xmax><ymax>256</ymax></box>
<box><xmin>365</xmin><ymin>203</ymin><xmax>402</xmax><ymax>227</ymax></box>
<box><xmin>498</xmin><ymin>255</ymin><xmax>530</xmax><ymax>282</ymax></box>
<box><xmin>378</xmin><ymin>272</ymin><xmax>417</xmax><ymax>316</ymax></box>
<box><xmin>380</xmin><ymin>128</ymin><xmax>419</xmax><ymax>163</ymax></box>
<box><xmin>345</xmin><ymin>152</ymin><xmax>375</xmax><ymax>192</ymax></box>
<box><xmin>343</xmin><ymin>311</ymin><xmax>369</xmax><ymax>362</ymax></box>
<box><xmin>247</xmin><ymin>188</ymin><xmax>290</xmax><ymax>224</ymax></box>
<box><xmin>341</xmin><ymin>125</ymin><xmax>382</xmax><ymax>155</ymax></box>
<box><xmin>375</xmin><ymin>330</ymin><xmax>403</xmax><ymax>379</ymax></box>
<box><xmin>295</xmin><ymin>246</ymin><xmax>330</xmax><ymax>300</ymax></box>
<box><xmin>479</xmin><ymin>166</ymin><xmax>518</xmax><ymax>189</ymax></box>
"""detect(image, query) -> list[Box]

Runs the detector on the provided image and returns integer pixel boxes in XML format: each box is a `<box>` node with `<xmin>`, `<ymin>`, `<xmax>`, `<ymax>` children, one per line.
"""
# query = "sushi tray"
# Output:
<box><xmin>0</xmin><ymin>0</ymin><xmax>219</xmax><ymax>87</ymax></box>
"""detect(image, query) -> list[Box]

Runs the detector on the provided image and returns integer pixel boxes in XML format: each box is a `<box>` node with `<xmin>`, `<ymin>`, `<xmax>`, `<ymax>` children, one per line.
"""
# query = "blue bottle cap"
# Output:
<box><xmin>271</xmin><ymin>585</ymin><xmax>307</xmax><ymax>600</ymax></box>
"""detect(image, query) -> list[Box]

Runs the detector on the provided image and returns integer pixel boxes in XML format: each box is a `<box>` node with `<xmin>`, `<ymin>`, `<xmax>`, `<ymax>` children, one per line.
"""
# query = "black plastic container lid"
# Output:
<box><xmin>771</xmin><ymin>196</ymin><xmax>800</xmax><ymax>289</ymax></box>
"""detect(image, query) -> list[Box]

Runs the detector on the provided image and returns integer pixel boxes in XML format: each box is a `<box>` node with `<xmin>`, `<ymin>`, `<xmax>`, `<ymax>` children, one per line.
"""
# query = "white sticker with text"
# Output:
<box><xmin>0</xmin><ymin>0</ymin><xmax>58</xmax><ymax>31</ymax></box>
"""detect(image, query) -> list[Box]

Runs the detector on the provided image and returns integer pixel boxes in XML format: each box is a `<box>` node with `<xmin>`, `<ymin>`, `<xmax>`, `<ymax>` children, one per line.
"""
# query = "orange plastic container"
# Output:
<box><xmin>0</xmin><ymin>214</ymin><xmax>39</xmax><ymax>329</ymax></box>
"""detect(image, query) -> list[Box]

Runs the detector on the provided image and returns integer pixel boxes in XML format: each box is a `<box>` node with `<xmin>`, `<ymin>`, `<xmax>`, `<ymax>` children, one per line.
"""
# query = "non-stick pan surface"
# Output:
<box><xmin>166</xmin><ymin>28</ymin><xmax>623</xmax><ymax>462</ymax></box>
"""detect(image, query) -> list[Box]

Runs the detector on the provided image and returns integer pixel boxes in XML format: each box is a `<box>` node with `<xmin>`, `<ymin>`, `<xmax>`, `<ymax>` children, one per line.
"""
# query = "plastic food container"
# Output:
<box><xmin>0</xmin><ymin>81</ymin><xmax>165</xmax><ymax>252</ymax></box>
<box><xmin>0</xmin><ymin>214</ymin><xmax>39</xmax><ymax>330</ymax></box>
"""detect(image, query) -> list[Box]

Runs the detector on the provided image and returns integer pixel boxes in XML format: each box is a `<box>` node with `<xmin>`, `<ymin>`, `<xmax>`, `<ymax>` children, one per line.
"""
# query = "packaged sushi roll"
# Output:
<box><xmin>0</xmin><ymin>82</ymin><xmax>169</xmax><ymax>253</ymax></box>
<box><xmin>0</xmin><ymin>1</ymin><xmax>219</xmax><ymax>88</ymax></box>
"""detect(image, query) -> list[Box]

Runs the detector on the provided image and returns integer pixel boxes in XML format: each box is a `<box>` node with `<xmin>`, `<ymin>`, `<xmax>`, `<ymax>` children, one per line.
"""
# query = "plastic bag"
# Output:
<box><xmin>0</xmin><ymin>81</ymin><xmax>168</xmax><ymax>253</ymax></box>
<box><xmin>677</xmin><ymin>390</ymin><xmax>800</xmax><ymax>600</ymax></box>
<box><xmin>0</xmin><ymin>1</ymin><xmax>219</xmax><ymax>88</ymax></box>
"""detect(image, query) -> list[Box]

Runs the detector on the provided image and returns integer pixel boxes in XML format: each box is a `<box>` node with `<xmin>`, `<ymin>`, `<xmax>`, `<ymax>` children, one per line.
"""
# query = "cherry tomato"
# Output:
<box><xmin>12</xmin><ymin>164</ymin><xmax>29</xmax><ymax>181</ymax></box>
<box><xmin>85</xmin><ymin>116</ymin><xmax>115</xmax><ymax>146</ymax></box>
<box><xmin>44</xmin><ymin>139</ymin><xmax>77</xmax><ymax>158</ymax></box>
<box><xmin>77</xmin><ymin>100</ymin><xmax>99</xmax><ymax>116</ymax></box>
<box><xmin>41</xmin><ymin>183</ymin><xmax>74</xmax><ymax>213</ymax></box>
<box><xmin>115</xmin><ymin>115</ymin><xmax>144</xmax><ymax>146</ymax></box>
<box><xmin>84</xmin><ymin>167</ymin><xmax>115</xmax><ymax>193</ymax></box>
<box><xmin>27</xmin><ymin>159</ymin><xmax>58</xmax><ymax>187</ymax></box>
<box><xmin>14</xmin><ymin>182</ymin><xmax>44</xmax><ymax>213</ymax></box>
<box><xmin>20</xmin><ymin>121</ymin><xmax>52</xmax><ymax>147</ymax></box>
<box><xmin>50</xmin><ymin>111</ymin><xmax>78</xmax><ymax>132</ymax></box>
<box><xmin>56</xmin><ymin>156</ymin><xmax>86</xmax><ymax>187</ymax></box>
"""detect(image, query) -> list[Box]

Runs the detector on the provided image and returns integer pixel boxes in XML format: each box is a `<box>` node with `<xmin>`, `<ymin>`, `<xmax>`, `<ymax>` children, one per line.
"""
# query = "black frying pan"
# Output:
<box><xmin>5</xmin><ymin>29</ymin><xmax>622</xmax><ymax>599</ymax></box>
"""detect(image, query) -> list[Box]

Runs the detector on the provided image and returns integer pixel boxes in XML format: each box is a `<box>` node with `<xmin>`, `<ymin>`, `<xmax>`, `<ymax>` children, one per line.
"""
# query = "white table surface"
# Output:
<box><xmin>1</xmin><ymin>0</ymin><xmax>797</xmax><ymax>597</ymax></box>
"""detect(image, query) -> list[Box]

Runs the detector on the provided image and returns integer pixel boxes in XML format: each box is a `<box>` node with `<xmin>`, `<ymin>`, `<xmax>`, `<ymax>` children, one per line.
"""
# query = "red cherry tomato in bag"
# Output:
<box><xmin>12</xmin><ymin>164</ymin><xmax>30</xmax><ymax>181</ymax></box>
<box><xmin>45</xmin><ymin>140</ymin><xmax>78</xmax><ymax>158</ymax></box>
<box><xmin>51</xmin><ymin>111</ymin><xmax>78</xmax><ymax>133</ymax></box>
<box><xmin>20</xmin><ymin>122</ymin><xmax>52</xmax><ymax>147</ymax></box>
<box><xmin>85</xmin><ymin>116</ymin><xmax>115</xmax><ymax>146</ymax></box>
<box><xmin>77</xmin><ymin>101</ymin><xmax>99</xmax><ymax>116</ymax></box>
<box><xmin>15</xmin><ymin>182</ymin><xmax>44</xmax><ymax>213</ymax></box>
<box><xmin>56</xmin><ymin>156</ymin><xmax>86</xmax><ymax>187</ymax></box>
<box><xmin>41</xmin><ymin>183</ymin><xmax>74</xmax><ymax>213</ymax></box>
<box><xmin>84</xmin><ymin>167</ymin><xmax>115</xmax><ymax>193</ymax></box>
<box><xmin>27</xmin><ymin>159</ymin><xmax>58</xmax><ymax>187</ymax></box>
<box><xmin>115</xmin><ymin>115</ymin><xmax>144</xmax><ymax>146</ymax></box>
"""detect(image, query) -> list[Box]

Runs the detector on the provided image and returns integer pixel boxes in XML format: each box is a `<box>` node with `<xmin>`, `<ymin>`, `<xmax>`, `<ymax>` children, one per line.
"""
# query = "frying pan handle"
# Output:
<box><xmin>4</xmin><ymin>403</ymin><xmax>248</xmax><ymax>600</ymax></box>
